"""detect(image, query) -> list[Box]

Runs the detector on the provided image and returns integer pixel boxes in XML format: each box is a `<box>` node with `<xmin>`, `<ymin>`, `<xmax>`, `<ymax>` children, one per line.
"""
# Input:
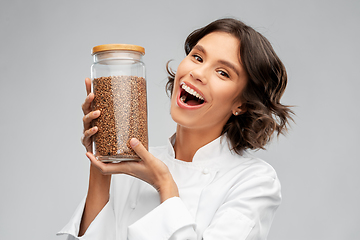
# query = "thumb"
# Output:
<box><xmin>130</xmin><ymin>138</ymin><xmax>149</xmax><ymax>160</ymax></box>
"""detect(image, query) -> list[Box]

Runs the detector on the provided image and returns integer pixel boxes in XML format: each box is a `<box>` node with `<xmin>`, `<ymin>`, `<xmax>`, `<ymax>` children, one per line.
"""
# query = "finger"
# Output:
<box><xmin>82</xmin><ymin>92</ymin><xmax>95</xmax><ymax>114</ymax></box>
<box><xmin>130</xmin><ymin>138</ymin><xmax>150</xmax><ymax>160</ymax></box>
<box><xmin>85</xmin><ymin>78</ymin><xmax>92</xmax><ymax>95</ymax></box>
<box><xmin>86</xmin><ymin>152</ymin><xmax>134</xmax><ymax>175</ymax></box>
<box><xmin>81</xmin><ymin>126</ymin><xmax>98</xmax><ymax>145</ymax></box>
<box><xmin>83</xmin><ymin>110</ymin><xmax>100</xmax><ymax>131</ymax></box>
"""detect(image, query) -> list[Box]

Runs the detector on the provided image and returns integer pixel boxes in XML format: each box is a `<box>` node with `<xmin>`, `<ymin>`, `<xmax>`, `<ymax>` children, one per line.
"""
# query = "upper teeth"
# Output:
<box><xmin>181</xmin><ymin>83</ymin><xmax>204</xmax><ymax>100</ymax></box>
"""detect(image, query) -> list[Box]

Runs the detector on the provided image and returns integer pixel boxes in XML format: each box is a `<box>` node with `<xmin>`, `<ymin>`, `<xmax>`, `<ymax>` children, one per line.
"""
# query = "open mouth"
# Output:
<box><xmin>179</xmin><ymin>82</ymin><xmax>205</xmax><ymax>106</ymax></box>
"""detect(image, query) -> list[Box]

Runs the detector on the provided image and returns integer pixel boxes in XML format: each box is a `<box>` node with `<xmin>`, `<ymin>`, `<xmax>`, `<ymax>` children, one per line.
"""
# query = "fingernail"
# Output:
<box><xmin>130</xmin><ymin>138</ymin><xmax>139</xmax><ymax>148</ymax></box>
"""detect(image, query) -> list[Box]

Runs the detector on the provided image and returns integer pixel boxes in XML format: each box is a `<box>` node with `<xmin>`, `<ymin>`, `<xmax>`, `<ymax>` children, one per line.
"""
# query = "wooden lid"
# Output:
<box><xmin>91</xmin><ymin>44</ymin><xmax>145</xmax><ymax>55</ymax></box>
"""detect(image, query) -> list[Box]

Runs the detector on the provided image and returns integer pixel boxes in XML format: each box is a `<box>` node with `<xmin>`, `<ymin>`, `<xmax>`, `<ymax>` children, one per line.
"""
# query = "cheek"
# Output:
<box><xmin>172</xmin><ymin>69</ymin><xmax>182</xmax><ymax>88</ymax></box>
<box><xmin>170</xmin><ymin>85</ymin><xmax>178</xmax><ymax>110</ymax></box>
<box><xmin>213</xmin><ymin>85</ymin><xmax>241</xmax><ymax>106</ymax></box>
<box><xmin>176</xmin><ymin>58</ymin><xmax>193</xmax><ymax>78</ymax></box>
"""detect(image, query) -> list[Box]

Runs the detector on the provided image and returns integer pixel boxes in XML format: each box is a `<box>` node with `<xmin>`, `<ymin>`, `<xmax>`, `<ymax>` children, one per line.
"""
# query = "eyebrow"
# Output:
<box><xmin>193</xmin><ymin>44</ymin><xmax>206</xmax><ymax>54</ymax></box>
<box><xmin>218</xmin><ymin>60</ymin><xmax>240</xmax><ymax>77</ymax></box>
<box><xmin>193</xmin><ymin>45</ymin><xmax>241</xmax><ymax>77</ymax></box>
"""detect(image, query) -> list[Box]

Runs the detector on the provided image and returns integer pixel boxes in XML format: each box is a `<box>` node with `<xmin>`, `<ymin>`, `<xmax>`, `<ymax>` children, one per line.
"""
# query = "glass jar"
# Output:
<box><xmin>91</xmin><ymin>44</ymin><xmax>148</xmax><ymax>162</ymax></box>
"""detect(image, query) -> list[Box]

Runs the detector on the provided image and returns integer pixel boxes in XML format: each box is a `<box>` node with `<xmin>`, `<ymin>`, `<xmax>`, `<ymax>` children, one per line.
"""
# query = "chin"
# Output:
<box><xmin>170</xmin><ymin>106</ymin><xmax>193</xmax><ymax>128</ymax></box>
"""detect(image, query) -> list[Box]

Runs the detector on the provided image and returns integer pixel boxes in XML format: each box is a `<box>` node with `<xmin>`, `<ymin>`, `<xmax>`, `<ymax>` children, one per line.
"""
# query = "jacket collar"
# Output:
<box><xmin>167</xmin><ymin>133</ymin><xmax>233</xmax><ymax>163</ymax></box>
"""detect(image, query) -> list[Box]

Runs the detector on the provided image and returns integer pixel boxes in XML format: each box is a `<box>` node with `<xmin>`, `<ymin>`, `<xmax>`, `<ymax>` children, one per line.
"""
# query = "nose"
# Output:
<box><xmin>190</xmin><ymin>67</ymin><xmax>207</xmax><ymax>84</ymax></box>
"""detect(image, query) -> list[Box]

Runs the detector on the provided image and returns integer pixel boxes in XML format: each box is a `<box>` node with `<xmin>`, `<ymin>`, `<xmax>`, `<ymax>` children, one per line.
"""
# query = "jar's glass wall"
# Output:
<box><xmin>91</xmin><ymin>46</ymin><xmax>147</xmax><ymax>162</ymax></box>
<box><xmin>91</xmin><ymin>51</ymin><xmax>145</xmax><ymax>79</ymax></box>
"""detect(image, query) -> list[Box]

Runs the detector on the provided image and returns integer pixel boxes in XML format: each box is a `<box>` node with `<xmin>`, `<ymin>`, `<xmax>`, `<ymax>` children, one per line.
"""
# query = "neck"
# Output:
<box><xmin>173</xmin><ymin>125</ymin><xmax>223</xmax><ymax>162</ymax></box>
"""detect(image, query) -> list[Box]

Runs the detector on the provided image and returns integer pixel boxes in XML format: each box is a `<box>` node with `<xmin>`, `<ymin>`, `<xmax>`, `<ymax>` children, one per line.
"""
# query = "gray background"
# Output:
<box><xmin>0</xmin><ymin>0</ymin><xmax>359</xmax><ymax>239</ymax></box>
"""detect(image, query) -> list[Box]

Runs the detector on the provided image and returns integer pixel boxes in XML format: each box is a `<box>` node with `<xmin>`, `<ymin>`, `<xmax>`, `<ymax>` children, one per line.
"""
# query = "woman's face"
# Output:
<box><xmin>170</xmin><ymin>31</ymin><xmax>248</xmax><ymax>133</ymax></box>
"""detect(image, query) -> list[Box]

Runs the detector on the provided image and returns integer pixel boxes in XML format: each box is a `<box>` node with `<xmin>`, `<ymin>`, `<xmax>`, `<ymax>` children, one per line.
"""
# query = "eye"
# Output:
<box><xmin>192</xmin><ymin>54</ymin><xmax>203</xmax><ymax>63</ymax></box>
<box><xmin>217</xmin><ymin>70</ymin><xmax>230</xmax><ymax>78</ymax></box>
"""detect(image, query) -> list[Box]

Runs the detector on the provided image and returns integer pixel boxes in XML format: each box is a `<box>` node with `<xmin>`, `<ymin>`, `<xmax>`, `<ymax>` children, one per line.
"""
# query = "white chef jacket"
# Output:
<box><xmin>57</xmin><ymin>134</ymin><xmax>281</xmax><ymax>240</ymax></box>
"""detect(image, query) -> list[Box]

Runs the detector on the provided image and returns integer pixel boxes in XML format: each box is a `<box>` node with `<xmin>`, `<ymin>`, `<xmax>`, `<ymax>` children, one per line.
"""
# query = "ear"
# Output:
<box><xmin>232</xmin><ymin>104</ymin><xmax>247</xmax><ymax>116</ymax></box>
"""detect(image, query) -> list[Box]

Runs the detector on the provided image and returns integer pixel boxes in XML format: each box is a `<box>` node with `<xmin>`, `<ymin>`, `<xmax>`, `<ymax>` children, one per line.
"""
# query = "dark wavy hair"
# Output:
<box><xmin>166</xmin><ymin>18</ymin><xmax>294</xmax><ymax>154</ymax></box>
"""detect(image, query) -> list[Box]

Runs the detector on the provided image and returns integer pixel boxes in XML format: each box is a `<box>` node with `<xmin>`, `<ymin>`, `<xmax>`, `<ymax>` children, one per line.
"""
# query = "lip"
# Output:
<box><xmin>176</xmin><ymin>81</ymin><xmax>206</xmax><ymax>110</ymax></box>
<box><xmin>182</xmin><ymin>81</ymin><xmax>206</xmax><ymax>100</ymax></box>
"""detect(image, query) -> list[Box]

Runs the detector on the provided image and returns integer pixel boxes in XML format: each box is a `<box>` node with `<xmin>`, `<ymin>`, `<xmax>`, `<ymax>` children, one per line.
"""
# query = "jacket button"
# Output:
<box><xmin>202</xmin><ymin>168</ymin><xmax>209</xmax><ymax>174</ymax></box>
<box><xmin>130</xmin><ymin>202</ymin><xmax>136</xmax><ymax>209</ymax></box>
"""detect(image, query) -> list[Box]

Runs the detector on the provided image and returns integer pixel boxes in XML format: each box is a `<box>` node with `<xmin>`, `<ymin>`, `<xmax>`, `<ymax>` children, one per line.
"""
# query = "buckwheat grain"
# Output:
<box><xmin>92</xmin><ymin>75</ymin><xmax>148</xmax><ymax>161</ymax></box>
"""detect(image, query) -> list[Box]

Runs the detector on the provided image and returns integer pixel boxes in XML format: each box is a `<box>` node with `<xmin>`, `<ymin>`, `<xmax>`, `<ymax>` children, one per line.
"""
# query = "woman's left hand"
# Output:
<box><xmin>87</xmin><ymin>138</ymin><xmax>179</xmax><ymax>203</ymax></box>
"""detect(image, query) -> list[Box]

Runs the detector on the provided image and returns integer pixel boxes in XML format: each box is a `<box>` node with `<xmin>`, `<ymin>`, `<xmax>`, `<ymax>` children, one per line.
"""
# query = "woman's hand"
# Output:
<box><xmin>81</xmin><ymin>78</ymin><xmax>100</xmax><ymax>153</ymax></box>
<box><xmin>86</xmin><ymin>138</ymin><xmax>179</xmax><ymax>203</ymax></box>
<box><xmin>79</xmin><ymin>78</ymin><xmax>112</xmax><ymax>236</ymax></box>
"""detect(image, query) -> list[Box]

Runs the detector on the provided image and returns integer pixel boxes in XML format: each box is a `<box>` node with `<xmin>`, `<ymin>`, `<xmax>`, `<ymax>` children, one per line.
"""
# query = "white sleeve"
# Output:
<box><xmin>127</xmin><ymin>197</ymin><xmax>197</xmax><ymax>240</ymax></box>
<box><xmin>57</xmin><ymin>196</ymin><xmax>116</xmax><ymax>240</ymax></box>
<box><xmin>128</xmin><ymin>174</ymin><xmax>280</xmax><ymax>240</ymax></box>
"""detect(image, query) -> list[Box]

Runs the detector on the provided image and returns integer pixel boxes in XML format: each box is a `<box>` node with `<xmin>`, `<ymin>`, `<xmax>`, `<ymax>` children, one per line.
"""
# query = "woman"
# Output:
<box><xmin>58</xmin><ymin>18</ymin><xmax>293</xmax><ymax>240</ymax></box>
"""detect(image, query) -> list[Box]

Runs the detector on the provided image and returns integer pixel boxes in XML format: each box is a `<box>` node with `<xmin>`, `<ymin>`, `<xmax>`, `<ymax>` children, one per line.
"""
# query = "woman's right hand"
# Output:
<box><xmin>79</xmin><ymin>80</ymin><xmax>111</xmax><ymax>237</ymax></box>
<box><xmin>81</xmin><ymin>78</ymin><xmax>100</xmax><ymax>153</ymax></box>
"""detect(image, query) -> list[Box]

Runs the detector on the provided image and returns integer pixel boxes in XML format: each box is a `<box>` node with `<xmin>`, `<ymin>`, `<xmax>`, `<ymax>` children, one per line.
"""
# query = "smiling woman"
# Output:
<box><xmin>167</xmin><ymin>18</ymin><xmax>293</xmax><ymax>155</ymax></box>
<box><xmin>169</xmin><ymin>31</ymin><xmax>249</xmax><ymax>154</ymax></box>
<box><xmin>58</xmin><ymin>18</ymin><xmax>294</xmax><ymax>240</ymax></box>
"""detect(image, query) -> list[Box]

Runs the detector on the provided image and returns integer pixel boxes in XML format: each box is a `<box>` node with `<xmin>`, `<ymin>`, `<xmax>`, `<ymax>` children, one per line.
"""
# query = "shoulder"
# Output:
<box><xmin>216</xmin><ymin>152</ymin><xmax>279</xmax><ymax>184</ymax></box>
<box><xmin>239</xmin><ymin>156</ymin><xmax>278</xmax><ymax>179</ymax></box>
